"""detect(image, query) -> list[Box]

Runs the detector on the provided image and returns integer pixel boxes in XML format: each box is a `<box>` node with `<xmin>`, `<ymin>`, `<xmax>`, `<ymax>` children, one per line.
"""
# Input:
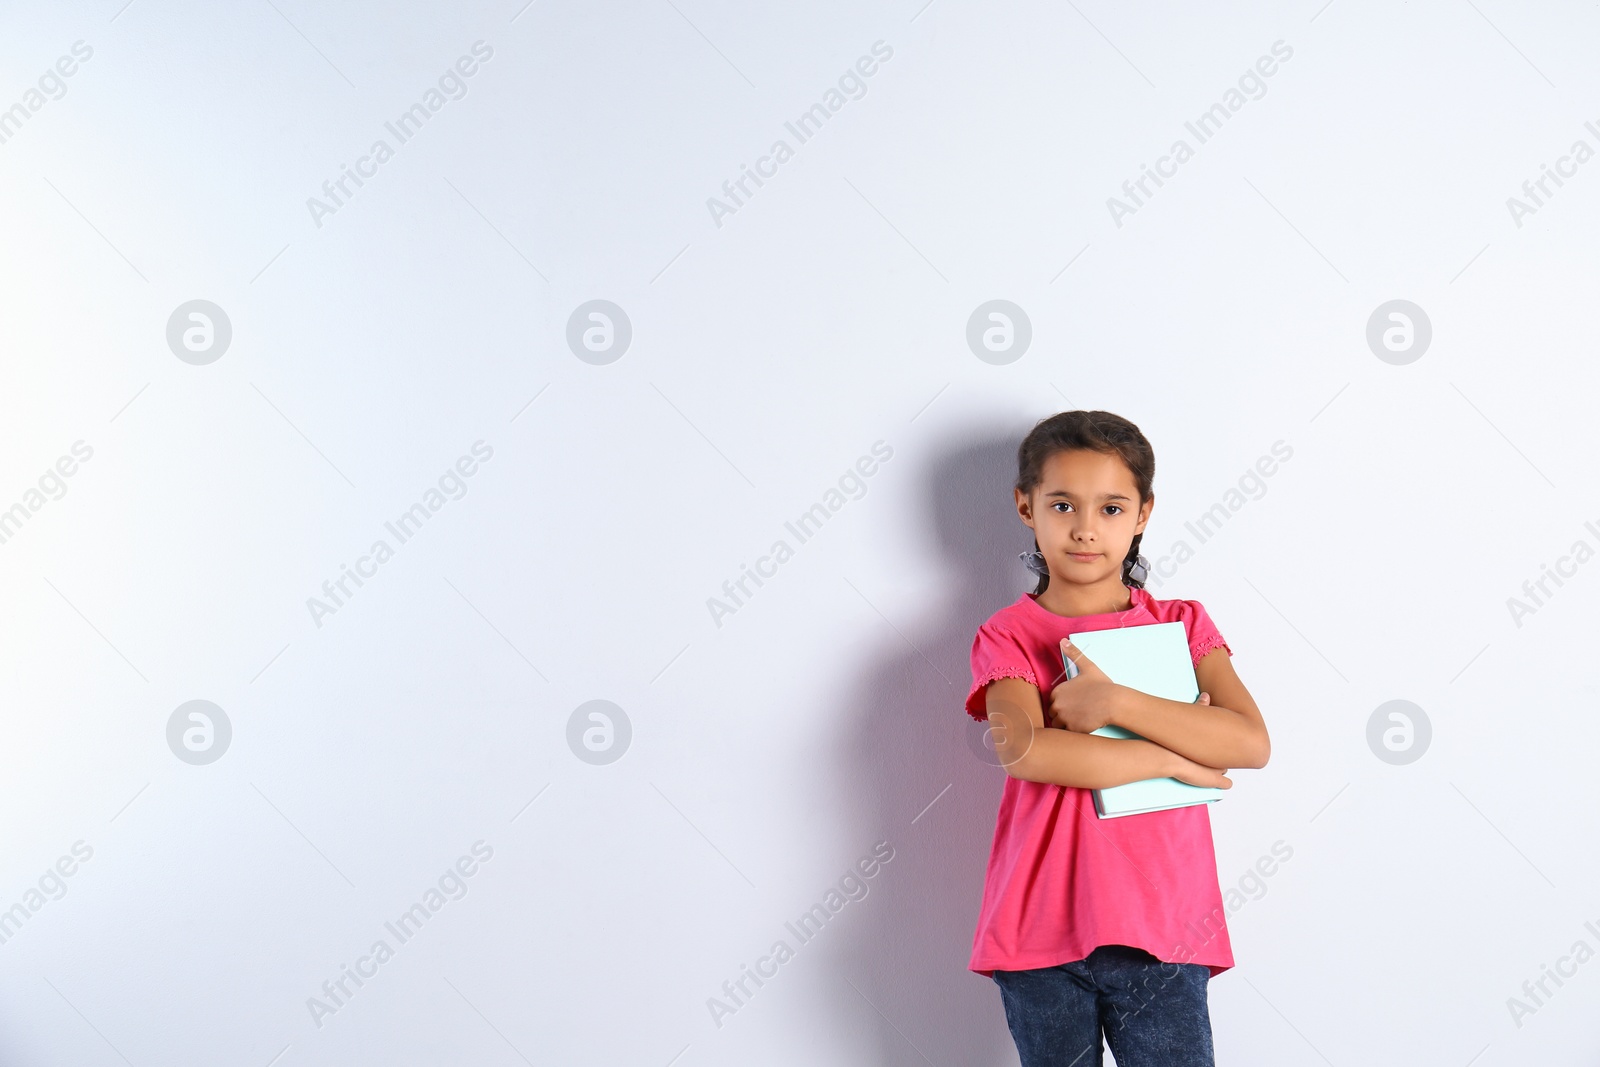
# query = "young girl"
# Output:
<box><xmin>964</xmin><ymin>411</ymin><xmax>1270</xmax><ymax>1067</ymax></box>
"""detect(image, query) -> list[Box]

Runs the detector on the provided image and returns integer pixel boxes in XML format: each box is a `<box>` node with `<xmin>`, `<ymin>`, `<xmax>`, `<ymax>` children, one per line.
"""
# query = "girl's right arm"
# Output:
<box><xmin>984</xmin><ymin>677</ymin><xmax>1232</xmax><ymax>791</ymax></box>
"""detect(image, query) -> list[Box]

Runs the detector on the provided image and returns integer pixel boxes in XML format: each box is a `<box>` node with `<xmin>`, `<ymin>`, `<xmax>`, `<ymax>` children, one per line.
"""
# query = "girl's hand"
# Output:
<box><xmin>1170</xmin><ymin>754</ymin><xmax>1232</xmax><ymax>790</ymax></box>
<box><xmin>1047</xmin><ymin>640</ymin><xmax>1123</xmax><ymax>734</ymax></box>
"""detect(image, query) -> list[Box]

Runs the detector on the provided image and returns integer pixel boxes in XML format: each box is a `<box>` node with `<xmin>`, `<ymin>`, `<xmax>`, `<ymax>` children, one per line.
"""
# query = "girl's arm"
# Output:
<box><xmin>1108</xmin><ymin>648</ymin><xmax>1271</xmax><ymax>770</ymax></box>
<box><xmin>984</xmin><ymin>677</ymin><xmax>1233</xmax><ymax>791</ymax></box>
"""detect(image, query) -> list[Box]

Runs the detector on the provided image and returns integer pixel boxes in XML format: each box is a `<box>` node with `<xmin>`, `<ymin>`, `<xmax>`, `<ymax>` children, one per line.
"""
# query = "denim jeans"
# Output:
<box><xmin>991</xmin><ymin>944</ymin><xmax>1214</xmax><ymax>1067</ymax></box>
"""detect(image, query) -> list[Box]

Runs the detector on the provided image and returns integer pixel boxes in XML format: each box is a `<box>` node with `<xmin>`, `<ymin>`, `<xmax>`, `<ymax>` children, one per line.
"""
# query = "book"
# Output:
<box><xmin>1060</xmin><ymin>621</ymin><xmax>1223</xmax><ymax>819</ymax></box>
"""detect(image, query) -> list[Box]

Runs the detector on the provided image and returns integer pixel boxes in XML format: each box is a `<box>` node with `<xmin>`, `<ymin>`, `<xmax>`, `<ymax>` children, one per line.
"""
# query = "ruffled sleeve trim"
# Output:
<box><xmin>1189</xmin><ymin>631</ymin><xmax>1231</xmax><ymax>667</ymax></box>
<box><xmin>965</xmin><ymin>666</ymin><xmax>1039</xmax><ymax>721</ymax></box>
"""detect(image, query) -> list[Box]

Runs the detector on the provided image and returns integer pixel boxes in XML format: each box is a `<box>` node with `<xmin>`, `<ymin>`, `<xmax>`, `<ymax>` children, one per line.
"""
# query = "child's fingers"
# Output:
<box><xmin>1060</xmin><ymin>638</ymin><xmax>1091</xmax><ymax>669</ymax></box>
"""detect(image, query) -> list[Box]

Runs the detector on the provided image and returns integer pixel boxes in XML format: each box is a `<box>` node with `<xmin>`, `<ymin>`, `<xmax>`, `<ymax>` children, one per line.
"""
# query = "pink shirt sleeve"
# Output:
<box><xmin>964</xmin><ymin>622</ymin><xmax>1039</xmax><ymax>720</ymax></box>
<box><xmin>1180</xmin><ymin>599</ymin><xmax>1232</xmax><ymax>667</ymax></box>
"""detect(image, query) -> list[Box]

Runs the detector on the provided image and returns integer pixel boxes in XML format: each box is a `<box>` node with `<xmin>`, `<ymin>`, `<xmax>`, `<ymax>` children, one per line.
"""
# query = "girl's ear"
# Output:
<box><xmin>1135</xmin><ymin>492</ymin><xmax>1154</xmax><ymax>534</ymax></box>
<box><xmin>1014</xmin><ymin>487</ymin><xmax>1034</xmax><ymax>529</ymax></box>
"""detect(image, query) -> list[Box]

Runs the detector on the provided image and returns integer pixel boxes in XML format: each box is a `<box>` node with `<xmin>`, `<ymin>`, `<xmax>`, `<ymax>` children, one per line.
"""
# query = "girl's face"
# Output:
<box><xmin>1014</xmin><ymin>448</ymin><xmax>1152</xmax><ymax>585</ymax></box>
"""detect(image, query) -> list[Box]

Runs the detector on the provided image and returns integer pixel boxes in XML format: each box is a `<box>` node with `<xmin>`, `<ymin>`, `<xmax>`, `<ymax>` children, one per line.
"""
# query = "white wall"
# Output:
<box><xmin>2</xmin><ymin>0</ymin><xmax>1598</xmax><ymax>1063</ymax></box>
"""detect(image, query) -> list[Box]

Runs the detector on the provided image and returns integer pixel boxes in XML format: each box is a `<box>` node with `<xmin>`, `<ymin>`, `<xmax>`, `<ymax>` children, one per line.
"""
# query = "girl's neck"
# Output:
<box><xmin>1033</xmin><ymin>578</ymin><xmax>1134</xmax><ymax>619</ymax></box>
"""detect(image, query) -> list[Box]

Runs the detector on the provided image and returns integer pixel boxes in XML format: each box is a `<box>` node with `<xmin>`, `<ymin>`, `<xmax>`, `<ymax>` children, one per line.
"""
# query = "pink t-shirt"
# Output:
<box><xmin>963</xmin><ymin>584</ymin><xmax>1236</xmax><ymax>979</ymax></box>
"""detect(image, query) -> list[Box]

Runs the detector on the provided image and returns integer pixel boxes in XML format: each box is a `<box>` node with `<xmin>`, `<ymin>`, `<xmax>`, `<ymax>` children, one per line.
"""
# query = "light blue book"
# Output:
<box><xmin>1061</xmin><ymin>621</ymin><xmax>1223</xmax><ymax>819</ymax></box>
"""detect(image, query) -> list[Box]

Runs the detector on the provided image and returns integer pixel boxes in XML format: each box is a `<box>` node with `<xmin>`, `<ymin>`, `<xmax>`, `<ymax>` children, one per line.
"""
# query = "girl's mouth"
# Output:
<box><xmin>1067</xmin><ymin>552</ymin><xmax>1100</xmax><ymax>562</ymax></box>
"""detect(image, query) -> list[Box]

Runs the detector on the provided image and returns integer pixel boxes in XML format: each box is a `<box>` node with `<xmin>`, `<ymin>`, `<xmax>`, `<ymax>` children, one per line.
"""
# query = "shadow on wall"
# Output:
<box><xmin>823</xmin><ymin>426</ymin><xmax>1036</xmax><ymax>1066</ymax></box>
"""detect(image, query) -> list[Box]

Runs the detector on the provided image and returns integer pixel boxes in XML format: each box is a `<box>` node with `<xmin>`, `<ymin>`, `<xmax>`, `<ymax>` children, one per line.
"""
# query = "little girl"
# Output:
<box><xmin>964</xmin><ymin>410</ymin><xmax>1270</xmax><ymax>1067</ymax></box>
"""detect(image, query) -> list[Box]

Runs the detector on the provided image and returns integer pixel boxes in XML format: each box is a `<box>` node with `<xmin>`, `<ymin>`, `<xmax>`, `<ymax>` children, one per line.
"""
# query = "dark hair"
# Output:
<box><xmin>1015</xmin><ymin>410</ymin><xmax>1155</xmax><ymax>595</ymax></box>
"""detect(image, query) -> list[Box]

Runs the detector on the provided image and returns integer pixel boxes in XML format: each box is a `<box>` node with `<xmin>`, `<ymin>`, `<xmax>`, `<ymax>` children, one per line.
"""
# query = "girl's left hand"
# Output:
<box><xmin>1047</xmin><ymin>640</ymin><xmax>1124</xmax><ymax>733</ymax></box>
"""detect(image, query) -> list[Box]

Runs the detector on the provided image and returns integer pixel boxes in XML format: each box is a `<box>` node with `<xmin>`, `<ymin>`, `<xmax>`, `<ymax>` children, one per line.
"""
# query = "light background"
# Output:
<box><xmin>2</xmin><ymin>0</ymin><xmax>1598</xmax><ymax>1064</ymax></box>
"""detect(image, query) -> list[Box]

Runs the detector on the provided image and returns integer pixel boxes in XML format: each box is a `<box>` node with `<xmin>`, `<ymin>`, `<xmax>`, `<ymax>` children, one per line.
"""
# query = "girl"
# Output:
<box><xmin>964</xmin><ymin>411</ymin><xmax>1270</xmax><ymax>1067</ymax></box>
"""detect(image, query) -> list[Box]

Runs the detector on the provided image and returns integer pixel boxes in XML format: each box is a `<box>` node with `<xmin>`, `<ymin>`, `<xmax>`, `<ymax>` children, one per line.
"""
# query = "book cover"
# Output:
<box><xmin>1061</xmin><ymin>621</ymin><xmax>1223</xmax><ymax>818</ymax></box>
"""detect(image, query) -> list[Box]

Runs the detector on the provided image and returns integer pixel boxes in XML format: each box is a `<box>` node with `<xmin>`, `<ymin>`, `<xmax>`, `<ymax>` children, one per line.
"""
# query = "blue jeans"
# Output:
<box><xmin>991</xmin><ymin>944</ymin><xmax>1214</xmax><ymax>1067</ymax></box>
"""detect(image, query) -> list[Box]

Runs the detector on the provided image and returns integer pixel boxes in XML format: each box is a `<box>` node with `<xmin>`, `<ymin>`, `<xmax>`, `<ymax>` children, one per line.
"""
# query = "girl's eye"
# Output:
<box><xmin>1052</xmin><ymin>502</ymin><xmax>1122</xmax><ymax>515</ymax></box>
